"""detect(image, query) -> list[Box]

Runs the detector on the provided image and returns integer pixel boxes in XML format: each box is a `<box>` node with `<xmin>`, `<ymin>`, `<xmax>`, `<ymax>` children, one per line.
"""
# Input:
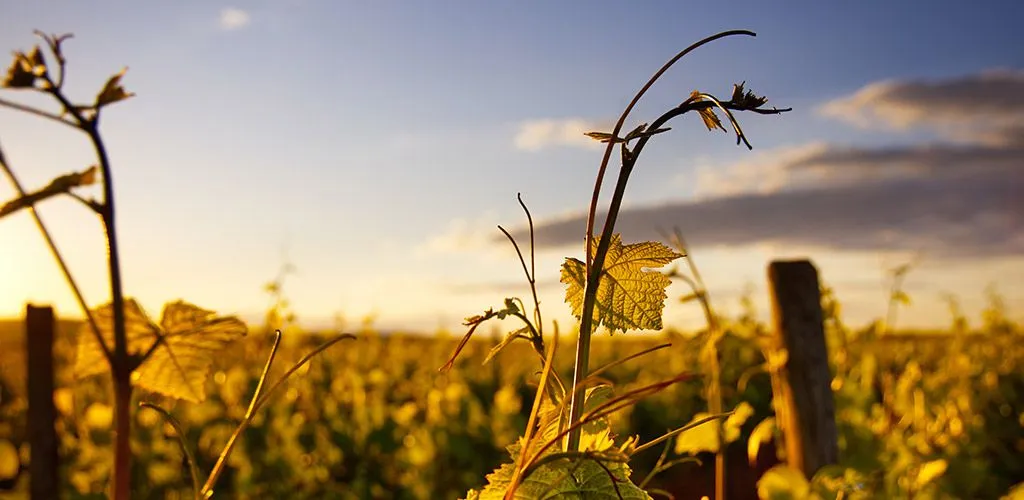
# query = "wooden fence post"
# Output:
<box><xmin>26</xmin><ymin>304</ymin><xmax>58</xmax><ymax>500</ymax></box>
<box><xmin>767</xmin><ymin>260</ymin><xmax>838</xmax><ymax>478</ymax></box>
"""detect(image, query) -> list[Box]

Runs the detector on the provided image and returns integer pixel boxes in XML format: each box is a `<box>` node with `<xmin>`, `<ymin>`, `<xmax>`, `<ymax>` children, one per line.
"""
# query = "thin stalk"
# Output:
<box><xmin>0</xmin><ymin>96</ymin><xmax>78</xmax><ymax>129</ymax></box>
<box><xmin>0</xmin><ymin>142</ymin><xmax>110</xmax><ymax>360</ymax></box>
<box><xmin>201</xmin><ymin>331</ymin><xmax>283</xmax><ymax>497</ymax></box>
<box><xmin>568</xmin><ymin>30</ymin><xmax>758</xmax><ymax>452</ymax></box>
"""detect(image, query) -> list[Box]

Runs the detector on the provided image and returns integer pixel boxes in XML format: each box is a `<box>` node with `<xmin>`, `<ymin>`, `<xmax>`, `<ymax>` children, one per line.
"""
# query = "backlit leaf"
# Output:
<box><xmin>674</xmin><ymin>412</ymin><xmax>720</xmax><ymax>455</ymax></box>
<box><xmin>75</xmin><ymin>299</ymin><xmax>246</xmax><ymax>402</ymax></box>
<box><xmin>561</xmin><ymin>233</ymin><xmax>682</xmax><ymax>334</ymax></box>
<box><xmin>691</xmin><ymin>90</ymin><xmax>726</xmax><ymax>132</ymax></box>
<box><xmin>0</xmin><ymin>166</ymin><xmax>98</xmax><ymax>219</ymax></box>
<box><xmin>463</xmin><ymin>438</ymin><xmax>650</xmax><ymax>500</ymax></box>
<box><xmin>748</xmin><ymin>417</ymin><xmax>776</xmax><ymax>467</ymax></box>
<box><xmin>94</xmin><ymin>67</ymin><xmax>134</xmax><ymax>107</ymax></box>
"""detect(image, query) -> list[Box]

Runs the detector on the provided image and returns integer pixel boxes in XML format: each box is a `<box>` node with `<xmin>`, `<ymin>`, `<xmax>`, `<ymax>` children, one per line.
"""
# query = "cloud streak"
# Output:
<box><xmin>499</xmin><ymin>70</ymin><xmax>1024</xmax><ymax>259</ymax></box>
<box><xmin>819</xmin><ymin>69</ymin><xmax>1024</xmax><ymax>145</ymax></box>
<box><xmin>513</xmin><ymin>118</ymin><xmax>610</xmax><ymax>151</ymax></box>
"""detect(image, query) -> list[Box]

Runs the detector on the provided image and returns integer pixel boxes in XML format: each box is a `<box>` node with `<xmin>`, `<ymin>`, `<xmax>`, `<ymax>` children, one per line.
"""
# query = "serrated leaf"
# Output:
<box><xmin>466</xmin><ymin>450</ymin><xmax>651</xmax><ymax>500</ymax></box>
<box><xmin>561</xmin><ymin>234</ymin><xmax>682</xmax><ymax>334</ymax></box>
<box><xmin>95</xmin><ymin>67</ymin><xmax>134</xmax><ymax>107</ymax></box>
<box><xmin>0</xmin><ymin>166</ymin><xmax>97</xmax><ymax>219</ymax></box>
<box><xmin>75</xmin><ymin>299</ymin><xmax>246</xmax><ymax>402</ymax></box>
<box><xmin>748</xmin><ymin>417</ymin><xmax>776</xmax><ymax>467</ymax></box>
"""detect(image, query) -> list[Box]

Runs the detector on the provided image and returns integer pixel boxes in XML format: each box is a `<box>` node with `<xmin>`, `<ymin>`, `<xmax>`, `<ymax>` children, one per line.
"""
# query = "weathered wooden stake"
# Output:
<box><xmin>767</xmin><ymin>260</ymin><xmax>838</xmax><ymax>478</ymax></box>
<box><xmin>26</xmin><ymin>304</ymin><xmax>58</xmax><ymax>500</ymax></box>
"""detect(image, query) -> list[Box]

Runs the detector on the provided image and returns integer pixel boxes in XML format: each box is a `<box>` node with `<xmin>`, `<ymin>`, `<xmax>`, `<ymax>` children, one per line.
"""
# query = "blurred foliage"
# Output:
<box><xmin>0</xmin><ymin>288</ymin><xmax>1021</xmax><ymax>499</ymax></box>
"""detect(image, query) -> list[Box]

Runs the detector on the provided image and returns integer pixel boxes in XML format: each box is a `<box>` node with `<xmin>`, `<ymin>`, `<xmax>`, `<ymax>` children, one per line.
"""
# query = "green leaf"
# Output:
<box><xmin>75</xmin><ymin>299</ymin><xmax>247</xmax><ymax>402</ymax></box>
<box><xmin>94</xmin><ymin>67</ymin><xmax>134</xmax><ymax>107</ymax></box>
<box><xmin>724</xmin><ymin>402</ymin><xmax>755</xmax><ymax>443</ymax></box>
<box><xmin>757</xmin><ymin>465</ymin><xmax>812</xmax><ymax>500</ymax></box>
<box><xmin>674</xmin><ymin>403</ymin><xmax>752</xmax><ymax>456</ymax></box>
<box><xmin>673</xmin><ymin>412</ymin><xmax>720</xmax><ymax>455</ymax></box>
<box><xmin>464</xmin><ymin>445</ymin><xmax>651</xmax><ymax>499</ymax></box>
<box><xmin>561</xmin><ymin>234</ymin><xmax>683</xmax><ymax>334</ymax></box>
<box><xmin>748</xmin><ymin>417</ymin><xmax>776</xmax><ymax>467</ymax></box>
<box><xmin>0</xmin><ymin>166</ymin><xmax>97</xmax><ymax>219</ymax></box>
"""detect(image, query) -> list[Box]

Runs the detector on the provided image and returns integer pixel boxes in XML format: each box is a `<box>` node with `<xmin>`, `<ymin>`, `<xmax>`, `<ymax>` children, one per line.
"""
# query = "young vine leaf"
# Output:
<box><xmin>0</xmin><ymin>166</ymin><xmax>97</xmax><ymax>219</ymax></box>
<box><xmin>561</xmin><ymin>234</ymin><xmax>683</xmax><ymax>334</ymax></box>
<box><xmin>691</xmin><ymin>90</ymin><xmax>726</xmax><ymax>132</ymax></box>
<box><xmin>76</xmin><ymin>299</ymin><xmax>247</xmax><ymax>402</ymax></box>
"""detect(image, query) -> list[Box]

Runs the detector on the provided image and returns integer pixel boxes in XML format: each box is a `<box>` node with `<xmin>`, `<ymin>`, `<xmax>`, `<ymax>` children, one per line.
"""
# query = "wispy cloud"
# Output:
<box><xmin>219</xmin><ymin>7</ymin><xmax>251</xmax><ymax>31</ymax></box>
<box><xmin>415</xmin><ymin>213</ymin><xmax>507</xmax><ymax>258</ymax></box>
<box><xmin>498</xmin><ymin>70</ymin><xmax>1024</xmax><ymax>259</ymax></box>
<box><xmin>819</xmin><ymin>69</ymin><xmax>1024</xmax><ymax>145</ymax></box>
<box><xmin>513</xmin><ymin>118</ymin><xmax>610</xmax><ymax>151</ymax></box>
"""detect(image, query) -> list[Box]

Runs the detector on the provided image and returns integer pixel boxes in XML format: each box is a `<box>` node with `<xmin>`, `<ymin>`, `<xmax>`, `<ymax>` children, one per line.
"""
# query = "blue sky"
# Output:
<box><xmin>2</xmin><ymin>1</ymin><xmax>1022</xmax><ymax>333</ymax></box>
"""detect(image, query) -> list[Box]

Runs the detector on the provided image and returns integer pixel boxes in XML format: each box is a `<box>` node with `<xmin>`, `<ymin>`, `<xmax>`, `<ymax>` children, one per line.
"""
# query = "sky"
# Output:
<box><xmin>1</xmin><ymin>0</ymin><xmax>1022</xmax><ymax>335</ymax></box>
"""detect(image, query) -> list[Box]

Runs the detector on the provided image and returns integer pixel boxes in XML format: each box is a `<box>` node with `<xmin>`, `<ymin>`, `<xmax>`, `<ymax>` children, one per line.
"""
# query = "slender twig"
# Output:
<box><xmin>631</xmin><ymin>412</ymin><xmax>732</xmax><ymax>456</ymax></box>
<box><xmin>570</xmin><ymin>30</ymin><xmax>778</xmax><ymax>452</ymax></box>
<box><xmin>0</xmin><ymin>96</ymin><xmax>78</xmax><ymax>129</ymax></box>
<box><xmin>505</xmin><ymin>323</ymin><xmax>559</xmax><ymax>500</ymax></box>
<box><xmin>201</xmin><ymin>330</ymin><xmax>283</xmax><ymax>496</ymax></box>
<box><xmin>666</xmin><ymin>228</ymin><xmax>726</xmax><ymax>500</ymax></box>
<box><xmin>139</xmin><ymin>402</ymin><xmax>202</xmax><ymax>499</ymax></box>
<box><xmin>0</xmin><ymin>140</ymin><xmax>111</xmax><ymax>360</ymax></box>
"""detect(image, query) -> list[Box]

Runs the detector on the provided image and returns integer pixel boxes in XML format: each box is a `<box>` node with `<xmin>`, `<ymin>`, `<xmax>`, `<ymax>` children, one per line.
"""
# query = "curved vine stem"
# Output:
<box><xmin>569</xmin><ymin>30</ymin><xmax>760</xmax><ymax>454</ymax></box>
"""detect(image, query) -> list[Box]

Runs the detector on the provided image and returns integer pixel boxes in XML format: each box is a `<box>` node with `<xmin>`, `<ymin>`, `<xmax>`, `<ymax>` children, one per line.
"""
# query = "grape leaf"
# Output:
<box><xmin>75</xmin><ymin>299</ymin><xmax>247</xmax><ymax>402</ymax></box>
<box><xmin>464</xmin><ymin>442</ymin><xmax>650</xmax><ymax>500</ymax></box>
<box><xmin>466</xmin><ymin>386</ymin><xmax>649</xmax><ymax>499</ymax></box>
<box><xmin>561</xmin><ymin>234</ymin><xmax>682</xmax><ymax>334</ymax></box>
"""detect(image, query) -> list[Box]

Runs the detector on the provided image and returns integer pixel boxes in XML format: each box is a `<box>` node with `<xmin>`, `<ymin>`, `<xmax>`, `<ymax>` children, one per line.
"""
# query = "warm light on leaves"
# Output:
<box><xmin>561</xmin><ymin>233</ymin><xmax>682</xmax><ymax>334</ymax></box>
<box><xmin>756</xmin><ymin>465</ymin><xmax>812</xmax><ymax>499</ymax></box>
<box><xmin>748</xmin><ymin>417</ymin><xmax>776</xmax><ymax>467</ymax></box>
<box><xmin>76</xmin><ymin>299</ymin><xmax>247</xmax><ymax>402</ymax></box>
<box><xmin>675</xmin><ymin>402</ymin><xmax>754</xmax><ymax>455</ymax></box>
